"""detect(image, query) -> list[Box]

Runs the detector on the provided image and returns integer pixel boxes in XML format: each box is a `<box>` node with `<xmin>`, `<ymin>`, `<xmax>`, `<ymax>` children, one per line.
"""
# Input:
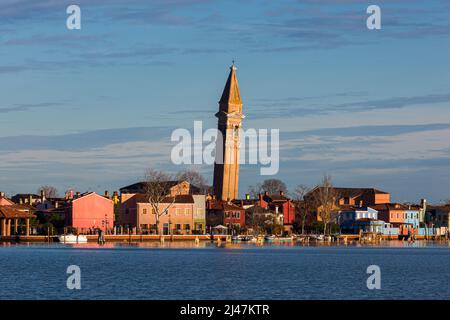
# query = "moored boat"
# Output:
<box><xmin>264</xmin><ymin>235</ymin><xmax>276</xmax><ymax>242</ymax></box>
<box><xmin>58</xmin><ymin>234</ymin><xmax>88</xmax><ymax>243</ymax></box>
<box><xmin>239</xmin><ymin>235</ymin><xmax>254</xmax><ymax>242</ymax></box>
<box><xmin>275</xmin><ymin>236</ymin><xmax>294</xmax><ymax>242</ymax></box>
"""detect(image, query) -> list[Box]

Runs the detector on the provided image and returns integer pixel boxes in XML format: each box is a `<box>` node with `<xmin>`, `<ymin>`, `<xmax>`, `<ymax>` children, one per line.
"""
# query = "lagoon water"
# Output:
<box><xmin>0</xmin><ymin>241</ymin><xmax>449</xmax><ymax>300</ymax></box>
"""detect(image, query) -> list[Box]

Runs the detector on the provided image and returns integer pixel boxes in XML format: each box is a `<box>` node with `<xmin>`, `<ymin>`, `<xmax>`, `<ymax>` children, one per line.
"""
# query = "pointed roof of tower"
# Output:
<box><xmin>219</xmin><ymin>63</ymin><xmax>242</xmax><ymax>105</ymax></box>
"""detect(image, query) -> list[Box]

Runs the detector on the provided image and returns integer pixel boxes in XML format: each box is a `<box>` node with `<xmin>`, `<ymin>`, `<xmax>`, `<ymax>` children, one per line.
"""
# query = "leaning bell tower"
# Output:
<box><xmin>213</xmin><ymin>63</ymin><xmax>244</xmax><ymax>201</ymax></box>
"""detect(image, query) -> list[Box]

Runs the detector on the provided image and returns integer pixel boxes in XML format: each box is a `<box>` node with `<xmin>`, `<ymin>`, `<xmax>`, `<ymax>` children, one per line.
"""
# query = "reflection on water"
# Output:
<box><xmin>1</xmin><ymin>239</ymin><xmax>450</xmax><ymax>300</ymax></box>
<box><xmin>1</xmin><ymin>239</ymin><xmax>449</xmax><ymax>250</ymax></box>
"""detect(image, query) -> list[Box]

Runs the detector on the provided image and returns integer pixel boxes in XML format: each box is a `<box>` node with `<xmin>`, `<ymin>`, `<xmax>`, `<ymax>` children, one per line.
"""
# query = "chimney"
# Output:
<box><xmin>280</xmin><ymin>190</ymin><xmax>284</xmax><ymax>196</ymax></box>
<box><xmin>0</xmin><ymin>191</ymin><xmax>4</xmax><ymax>198</ymax></box>
<box><xmin>104</xmin><ymin>190</ymin><xmax>110</xmax><ymax>199</ymax></box>
<box><xmin>29</xmin><ymin>194</ymin><xmax>33</xmax><ymax>205</ymax></box>
<box><xmin>55</xmin><ymin>201</ymin><xmax>59</xmax><ymax>209</ymax></box>
<box><xmin>359</xmin><ymin>200</ymin><xmax>363</xmax><ymax>208</ymax></box>
<box><xmin>76</xmin><ymin>192</ymin><xmax>81</xmax><ymax>198</ymax></box>
<box><xmin>41</xmin><ymin>190</ymin><xmax>46</xmax><ymax>202</ymax></box>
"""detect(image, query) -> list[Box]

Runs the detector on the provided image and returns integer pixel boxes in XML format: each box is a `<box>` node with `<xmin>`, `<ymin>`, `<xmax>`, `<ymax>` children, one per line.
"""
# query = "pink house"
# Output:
<box><xmin>65</xmin><ymin>192</ymin><xmax>114</xmax><ymax>233</ymax></box>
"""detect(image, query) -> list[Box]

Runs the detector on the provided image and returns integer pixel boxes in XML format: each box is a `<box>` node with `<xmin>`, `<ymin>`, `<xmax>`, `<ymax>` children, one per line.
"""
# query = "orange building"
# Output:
<box><xmin>65</xmin><ymin>192</ymin><xmax>114</xmax><ymax>233</ymax></box>
<box><xmin>305</xmin><ymin>187</ymin><xmax>390</xmax><ymax>222</ymax></box>
<box><xmin>118</xmin><ymin>181</ymin><xmax>205</xmax><ymax>234</ymax></box>
<box><xmin>0</xmin><ymin>192</ymin><xmax>35</xmax><ymax>236</ymax></box>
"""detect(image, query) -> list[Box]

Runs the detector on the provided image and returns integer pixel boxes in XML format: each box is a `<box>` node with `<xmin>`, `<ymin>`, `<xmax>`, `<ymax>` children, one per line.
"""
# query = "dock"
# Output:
<box><xmin>0</xmin><ymin>234</ymin><xmax>230</xmax><ymax>243</ymax></box>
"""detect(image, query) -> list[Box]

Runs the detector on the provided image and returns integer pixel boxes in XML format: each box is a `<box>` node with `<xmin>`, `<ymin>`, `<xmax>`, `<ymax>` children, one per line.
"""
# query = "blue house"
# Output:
<box><xmin>340</xmin><ymin>207</ymin><xmax>382</xmax><ymax>234</ymax></box>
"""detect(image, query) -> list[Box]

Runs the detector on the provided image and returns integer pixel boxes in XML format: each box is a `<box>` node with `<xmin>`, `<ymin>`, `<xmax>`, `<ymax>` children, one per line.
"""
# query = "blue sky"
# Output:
<box><xmin>1</xmin><ymin>0</ymin><xmax>450</xmax><ymax>203</ymax></box>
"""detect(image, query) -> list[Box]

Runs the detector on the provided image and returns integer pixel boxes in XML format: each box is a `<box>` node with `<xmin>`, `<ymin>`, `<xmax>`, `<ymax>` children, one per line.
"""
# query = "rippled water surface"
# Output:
<box><xmin>0</xmin><ymin>241</ymin><xmax>449</xmax><ymax>300</ymax></box>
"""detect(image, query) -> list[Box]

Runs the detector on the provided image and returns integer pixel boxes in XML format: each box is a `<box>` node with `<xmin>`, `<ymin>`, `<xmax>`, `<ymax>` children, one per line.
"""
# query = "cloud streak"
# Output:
<box><xmin>0</xmin><ymin>102</ymin><xmax>61</xmax><ymax>114</ymax></box>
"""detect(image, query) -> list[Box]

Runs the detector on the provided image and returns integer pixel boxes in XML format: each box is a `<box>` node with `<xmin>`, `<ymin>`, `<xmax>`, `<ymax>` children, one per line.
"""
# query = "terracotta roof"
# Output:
<box><xmin>0</xmin><ymin>196</ymin><xmax>14</xmax><ymax>205</ymax></box>
<box><xmin>308</xmin><ymin>187</ymin><xmax>389</xmax><ymax>200</ymax></box>
<box><xmin>0</xmin><ymin>205</ymin><xmax>35</xmax><ymax>219</ymax></box>
<box><xmin>208</xmin><ymin>200</ymin><xmax>244</xmax><ymax>211</ymax></box>
<box><xmin>334</xmin><ymin>187</ymin><xmax>389</xmax><ymax>197</ymax></box>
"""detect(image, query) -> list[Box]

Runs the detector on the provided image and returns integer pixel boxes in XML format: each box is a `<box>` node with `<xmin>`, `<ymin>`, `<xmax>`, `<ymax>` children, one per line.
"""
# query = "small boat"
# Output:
<box><xmin>275</xmin><ymin>236</ymin><xmax>294</xmax><ymax>242</ymax></box>
<box><xmin>238</xmin><ymin>235</ymin><xmax>254</xmax><ymax>242</ymax></box>
<box><xmin>314</xmin><ymin>235</ymin><xmax>325</xmax><ymax>241</ymax></box>
<box><xmin>58</xmin><ymin>234</ymin><xmax>88</xmax><ymax>243</ymax></box>
<box><xmin>231</xmin><ymin>235</ymin><xmax>240</xmax><ymax>242</ymax></box>
<box><xmin>264</xmin><ymin>235</ymin><xmax>276</xmax><ymax>242</ymax></box>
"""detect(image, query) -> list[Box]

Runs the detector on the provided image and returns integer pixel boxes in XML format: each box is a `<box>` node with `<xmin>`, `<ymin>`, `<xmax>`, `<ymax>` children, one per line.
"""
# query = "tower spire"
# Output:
<box><xmin>213</xmin><ymin>64</ymin><xmax>244</xmax><ymax>201</ymax></box>
<box><xmin>219</xmin><ymin>62</ymin><xmax>242</xmax><ymax>108</ymax></box>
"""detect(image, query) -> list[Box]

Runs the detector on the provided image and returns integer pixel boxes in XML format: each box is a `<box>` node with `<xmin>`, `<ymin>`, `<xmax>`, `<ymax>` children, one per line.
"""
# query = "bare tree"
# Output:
<box><xmin>37</xmin><ymin>185</ymin><xmax>59</xmax><ymax>198</ymax></box>
<box><xmin>248</xmin><ymin>179</ymin><xmax>287</xmax><ymax>197</ymax></box>
<box><xmin>176</xmin><ymin>169</ymin><xmax>210</xmax><ymax>194</ymax></box>
<box><xmin>292</xmin><ymin>185</ymin><xmax>313</xmax><ymax>235</ymax></box>
<box><xmin>313</xmin><ymin>175</ymin><xmax>337</xmax><ymax>235</ymax></box>
<box><xmin>144</xmin><ymin>169</ymin><xmax>182</xmax><ymax>235</ymax></box>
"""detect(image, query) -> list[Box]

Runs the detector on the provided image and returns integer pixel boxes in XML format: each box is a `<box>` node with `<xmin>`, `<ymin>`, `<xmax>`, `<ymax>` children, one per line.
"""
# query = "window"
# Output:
<box><xmin>125</xmin><ymin>208</ymin><xmax>129</xmax><ymax>215</ymax></box>
<box><xmin>176</xmin><ymin>208</ymin><xmax>183</xmax><ymax>215</ymax></box>
<box><xmin>175</xmin><ymin>224</ymin><xmax>181</xmax><ymax>230</ymax></box>
<box><xmin>344</xmin><ymin>197</ymin><xmax>350</xmax><ymax>205</ymax></box>
<box><xmin>231</xmin><ymin>211</ymin><xmax>240</xmax><ymax>219</ymax></box>
<box><xmin>233</xmin><ymin>125</ymin><xmax>239</xmax><ymax>138</ymax></box>
<box><xmin>185</xmin><ymin>224</ymin><xmax>190</xmax><ymax>230</ymax></box>
<box><xmin>185</xmin><ymin>208</ymin><xmax>191</xmax><ymax>215</ymax></box>
<box><xmin>143</xmin><ymin>208</ymin><xmax>147</xmax><ymax>214</ymax></box>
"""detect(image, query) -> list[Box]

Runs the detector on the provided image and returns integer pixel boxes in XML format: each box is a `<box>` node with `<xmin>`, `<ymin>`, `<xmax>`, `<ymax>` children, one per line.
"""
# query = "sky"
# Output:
<box><xmin>0</xmin><ymin>0</ymin><xmax>449</xmax><ymax>203</ymax></box>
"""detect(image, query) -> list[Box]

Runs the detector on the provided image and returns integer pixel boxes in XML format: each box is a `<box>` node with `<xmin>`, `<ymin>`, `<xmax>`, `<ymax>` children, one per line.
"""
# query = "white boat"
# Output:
<box><xmin>275</xmin><ymin>236</ymin><xmax>294</xmax><ymax>242</ymax></box>
<box><xmin>58</xmin><ymin>234</ymin><xmax>88</xmax><ymax>243</ymax></box>
<box><xmin>314</xmin><ymin>234</ymin><xmax>325</xmax><ymax>241</ymax></box>
<box><xmin>264</xmin><ymin>235</ymin><xmax>276</xmax><ymax>242</ymax></box>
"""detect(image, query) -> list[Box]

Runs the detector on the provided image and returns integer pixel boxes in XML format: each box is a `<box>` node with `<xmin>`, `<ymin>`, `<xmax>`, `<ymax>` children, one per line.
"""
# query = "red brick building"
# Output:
<box><xmin>257</xmin><ymin>191</ymin><xmax>296</xmax><ymax>232</ymax></box>
<box><xmin>206</xmin><ymin>199</ymin><xmax>246</xmax><ymax>231</ymax></box>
